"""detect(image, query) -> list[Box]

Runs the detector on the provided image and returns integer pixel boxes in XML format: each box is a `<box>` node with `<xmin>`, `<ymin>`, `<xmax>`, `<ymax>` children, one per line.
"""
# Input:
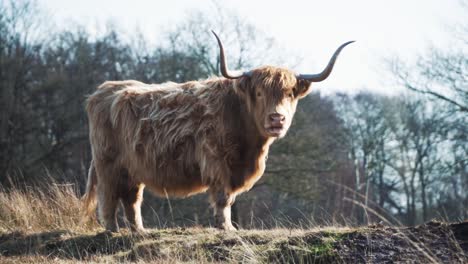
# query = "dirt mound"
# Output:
<box><xmin>0</xmin><ymin>221</ymin><xmax>466</xmax><ymax>263</ymax></box>
<box><xmin>337</xmin><ymin>221</ymin><xmax>467</xmax><ymax>263</ymax></box>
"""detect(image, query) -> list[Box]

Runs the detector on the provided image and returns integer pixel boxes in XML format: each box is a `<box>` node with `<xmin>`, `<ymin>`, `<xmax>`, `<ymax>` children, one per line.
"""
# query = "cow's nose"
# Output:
<box><xmin>269</xmin><ymin>113</ymin><xmax>285</xmax><ymax>123</ymax></box>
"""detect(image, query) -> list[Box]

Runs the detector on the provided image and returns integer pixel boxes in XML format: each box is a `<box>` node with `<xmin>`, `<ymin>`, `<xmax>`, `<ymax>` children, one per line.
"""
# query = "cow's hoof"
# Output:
<box><xmin>105</xmin><ymin>227</ymin><xmax>119</xmax><ymax>233</ymax></box>
<box><xmin>218</xmin><ymin>223</ymin><xmax>237</xmax><ymax>231</ymax></box>
<box><xmin>97</xmin><ymin>230</ymin><xmax>115</xmax><ymax>238</ymax></box>
<box><xmin>131</xmin><ymin>227</ymin><xmax>147</xmax><ymax>235</ymax></box>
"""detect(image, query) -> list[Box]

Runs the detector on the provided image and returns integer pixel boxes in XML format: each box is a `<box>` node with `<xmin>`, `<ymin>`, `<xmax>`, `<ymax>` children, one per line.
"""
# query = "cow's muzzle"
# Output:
<box><xmin>265</xmin><ymin>113</ymin><xmax>286</xmax><ymax>137</ymax></box>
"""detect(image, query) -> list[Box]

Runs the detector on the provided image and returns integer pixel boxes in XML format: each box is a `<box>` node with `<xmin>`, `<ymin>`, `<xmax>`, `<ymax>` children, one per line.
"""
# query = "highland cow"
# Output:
<box><xmin>82</xmin><ymin>31</ymin><xmax>353</xmax><ymax>232</ymax></box>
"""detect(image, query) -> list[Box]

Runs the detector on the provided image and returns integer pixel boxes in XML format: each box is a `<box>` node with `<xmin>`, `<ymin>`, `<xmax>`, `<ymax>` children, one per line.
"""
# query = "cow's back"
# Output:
<box><xmin>86</xmin><ymin>80</ymin><xmax>216</xmax><ymax>197</ymax></box>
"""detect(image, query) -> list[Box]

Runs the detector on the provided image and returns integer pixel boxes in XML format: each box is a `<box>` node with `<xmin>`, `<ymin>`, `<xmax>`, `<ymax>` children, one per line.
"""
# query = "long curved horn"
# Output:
<box><xmin>297</xmin><ymin>41</ymin><xmax>355</xmax><ymax>82</ymax></box>
<box><xmin>212</xmin><ymin>30</ymin><xmax>250</xmax><ymax>79</ymax></box>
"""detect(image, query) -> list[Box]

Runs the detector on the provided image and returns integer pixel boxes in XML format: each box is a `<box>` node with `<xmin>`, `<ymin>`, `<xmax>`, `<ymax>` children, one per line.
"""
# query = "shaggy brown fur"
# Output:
<box><xmin>83</xmin><ymin>66</ymin><xmax>313</xmax><ymax>231</ymax></box>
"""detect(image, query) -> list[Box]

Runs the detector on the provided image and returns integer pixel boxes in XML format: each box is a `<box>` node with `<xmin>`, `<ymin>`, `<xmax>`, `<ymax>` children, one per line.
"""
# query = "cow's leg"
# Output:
<box><xmin>96</xmin><ymin>182</ymin><xmax>120</xmax><ymax>232</ymax></box>
<box><xmin>121</xmin><ymin>183</ymin><xmax>145</xmax><ymax>232</ymax></box>
<box><xmin>209</xmin><ymin>189</ymin><xmax>237</xmax><ymax>231</ymax></box>
<box><xmin>95</xmin><ymin>162</ymin><xmax>120</xmax><ymax>232</ymax></box>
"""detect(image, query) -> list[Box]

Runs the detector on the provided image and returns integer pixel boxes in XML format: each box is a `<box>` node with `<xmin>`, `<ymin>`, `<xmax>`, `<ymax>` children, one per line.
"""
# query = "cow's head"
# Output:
<box><xmin>212</xmin><ymin>31</ymin><xmax>353</xmax><ymax>139</ymax></box>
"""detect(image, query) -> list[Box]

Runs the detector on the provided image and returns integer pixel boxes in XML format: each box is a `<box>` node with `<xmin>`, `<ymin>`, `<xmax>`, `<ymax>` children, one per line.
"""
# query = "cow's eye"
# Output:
<box><xmin>288</xmin><ymin>93</ymin><xmax>293</xmax><ymax>98</ymax></box>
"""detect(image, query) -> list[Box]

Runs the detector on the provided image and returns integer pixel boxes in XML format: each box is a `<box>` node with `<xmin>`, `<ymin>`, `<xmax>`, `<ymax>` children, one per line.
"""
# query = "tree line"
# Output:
<box><xmin>0</xmin><ymin>0</ymin><xmax>466</xmax><ymax>227</ymax></box>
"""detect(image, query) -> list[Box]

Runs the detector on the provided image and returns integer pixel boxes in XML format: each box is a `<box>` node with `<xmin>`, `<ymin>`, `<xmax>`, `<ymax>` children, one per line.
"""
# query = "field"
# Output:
<box><xmin>0</xmin><ymin>185</ymin><xmax>466</xmax><ymax>263</ymax></box>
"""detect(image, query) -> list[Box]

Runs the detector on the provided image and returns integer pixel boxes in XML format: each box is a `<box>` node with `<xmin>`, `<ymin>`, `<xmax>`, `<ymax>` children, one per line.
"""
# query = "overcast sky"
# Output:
<box><xmin>39</xmin><ymin>0</ymin><xmax>466</xmax><ymax>94</ymax></box>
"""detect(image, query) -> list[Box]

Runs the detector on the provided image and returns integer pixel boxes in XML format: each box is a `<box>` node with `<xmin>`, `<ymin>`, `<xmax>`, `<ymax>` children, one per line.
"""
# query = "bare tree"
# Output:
<box><xmin>0</xmin><ymin>0</ymin><xmax>45</xmax><ymax>179</ymax></box>
<box><xmin>390</xmin><ymin>50</ymin><xmax>467</xmax><ymax>113</ymax></box>
<box><xmin>388</xmin><ymin>0</ymin><xmax>467</xmax><ymax>114</ymax></box>
<box><xmin>334</xmin><ymin>92</ymin><xmax>399</xmax><ymax>224</ymax></box>
<box><xmin>386</xmin><ymin>4</ymin><xmax>467</xmax><ymax>222</ymax></box>
<box><xmin>158</xmin><ymin>3</ymin><xmax>299</xmax><ymax>79</ymax></box>
<box><xmin>386</xmin><ymin>96</ymin><xmax>446</xmax><ymax>224</ymax></box>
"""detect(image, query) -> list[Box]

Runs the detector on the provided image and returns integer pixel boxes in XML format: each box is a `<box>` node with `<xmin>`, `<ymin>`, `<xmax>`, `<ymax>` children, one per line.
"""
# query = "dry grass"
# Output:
<box><xmin>0</xmin><ymin>183</ymin><xmax>466</xmax><ymax>263</ymax></box>
<box><xmin>0</xmin><ymin>182</ymin><xmax>99</xmax><ymax>233</ymax></box>
<box><xmin>0</xmin><ymin>183</ymin><xmax>349</xmax><ymax>262</ymax></box>
<box><xmin>0</xmin><ymin>227</ymin><xmax>349</xmax><ymax>263</ymax></box>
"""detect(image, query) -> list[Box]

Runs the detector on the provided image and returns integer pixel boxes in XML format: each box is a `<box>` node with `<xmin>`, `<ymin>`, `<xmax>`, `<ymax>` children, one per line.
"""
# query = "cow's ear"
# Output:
<box><xmin>295</xmin><ymin>80</ymin><xmax>312</xmax><ymax>99</ymax></box>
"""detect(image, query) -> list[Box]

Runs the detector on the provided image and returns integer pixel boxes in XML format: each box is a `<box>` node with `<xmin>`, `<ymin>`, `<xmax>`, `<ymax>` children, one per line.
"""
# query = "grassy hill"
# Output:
<box><xmin>0</xmin><ymin>222</ymin><xmax>467</xmax><ymax>263</ymax></box>
<box><xmin>0</xmin><ymin>184</ymin><xmax>466</xmax><ymax>263</ymax></box>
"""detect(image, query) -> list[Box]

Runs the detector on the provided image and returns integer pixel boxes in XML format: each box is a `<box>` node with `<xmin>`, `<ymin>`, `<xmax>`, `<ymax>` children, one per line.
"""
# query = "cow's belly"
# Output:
<box><xmin>131</xmin><ymin>160</ymin><xmax>208</xmax><ymax>198</ymax></box>
<box><xmin>144</xmin><ymin>174</ymin><xmax>209</xmax><ymax>198</ymax></box>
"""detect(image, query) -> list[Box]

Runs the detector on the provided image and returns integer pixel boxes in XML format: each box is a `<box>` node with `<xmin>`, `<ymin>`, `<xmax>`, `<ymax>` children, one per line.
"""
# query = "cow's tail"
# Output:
<box><xmin>81</xmin><ymin>159</ymin><xmax>98</xmax><ymax>220</ymax></box>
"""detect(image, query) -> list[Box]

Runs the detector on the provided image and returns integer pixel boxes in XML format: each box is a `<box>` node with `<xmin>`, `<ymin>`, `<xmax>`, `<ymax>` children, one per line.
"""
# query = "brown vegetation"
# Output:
<box><xmin>0</xmin><ymin>185</ymin><xmax>467</xmax><ymax>263</ymax></box>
